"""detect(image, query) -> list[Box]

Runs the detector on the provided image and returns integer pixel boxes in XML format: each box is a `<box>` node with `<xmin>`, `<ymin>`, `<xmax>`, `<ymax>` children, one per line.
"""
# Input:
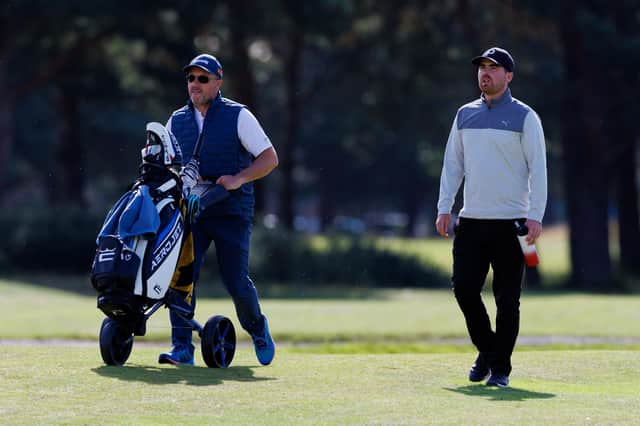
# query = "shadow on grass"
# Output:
<box><xmin>92</xmin><ymin>363</ymin><xmax>275</xmax><ymax>386</ymax></box>
<box><xmin>444</xmin><ymin>385</ymin><xmax>555</xmax><ymax>401</ymax></box>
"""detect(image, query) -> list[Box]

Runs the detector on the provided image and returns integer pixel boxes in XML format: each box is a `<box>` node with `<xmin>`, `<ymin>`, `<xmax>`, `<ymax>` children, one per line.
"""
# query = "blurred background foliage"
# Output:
<box><xmin>0</xmin><ymin>0</ymin><xmax>639</xmax><ymax>291</ymax></box>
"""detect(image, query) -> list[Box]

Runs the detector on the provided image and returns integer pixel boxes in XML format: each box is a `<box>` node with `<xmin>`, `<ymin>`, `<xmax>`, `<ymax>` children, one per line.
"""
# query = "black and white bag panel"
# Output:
<box><xmin>133</xmin><ymin>194</ymin><xmax>184</xmax><ymax>300</ymax></box>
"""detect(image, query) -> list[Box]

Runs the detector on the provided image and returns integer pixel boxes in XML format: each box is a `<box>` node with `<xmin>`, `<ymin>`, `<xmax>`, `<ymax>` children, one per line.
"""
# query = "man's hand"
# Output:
<box><xmin>215</xmin><ymin>147</ymin><xmax>278</xmax><ymax>191</ymax></box>
<box><xmin>525</xmin><ymin>219</ymin><xmax>542</xmax><ymax>244</ymax></box>
<box><xmin>435</xmin><ymin>214</ymin><xmax>451</xmax><ymax>238</ymax></box>
<box><xmin>216</xmin><ymin>175</ymin><xmax>244</xmax><ymax>190</ymax></box>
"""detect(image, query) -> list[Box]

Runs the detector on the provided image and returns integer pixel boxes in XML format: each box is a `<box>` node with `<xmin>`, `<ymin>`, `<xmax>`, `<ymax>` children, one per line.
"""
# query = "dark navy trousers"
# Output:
<box><xmin>451</xmin><ymin>217</ymin><xmax>525</xmax><ymax>376</ymax></box>
<box><xmin>170</xmin><ymin>214</ymin><xmax>265</xmax><ymax>348</ymax></box>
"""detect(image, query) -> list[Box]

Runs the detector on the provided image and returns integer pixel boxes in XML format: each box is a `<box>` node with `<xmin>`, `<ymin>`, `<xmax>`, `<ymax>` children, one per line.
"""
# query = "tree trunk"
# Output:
<box><xmin>55</xmin><ymin>88</ymin><xmax>85</xmax><ymax>206</ymax></box>
<box><xmin>608</xmin><ymin>6</ymin><xmax>640</xmax><ymax>275</ymax></box>
<box><xmin>226</xmin><ymin>0</ymin><xmax>257</xmax><ymax>112</ymax></box>
<box><xmin>560</xmin><ymin>1</ymin><xmax>612</xmax><ymax>290</ymax></box>
<box><xmin>0</xmin><ymin>92</ymin><xmax>12</xmax><ymax>203</ymax></box>
<box><xmin>404</xmin><ymin>185</ymin><xmax>421</xmax><ymax>237</ymax></box>
<box><xmin>279</xmin><ymin>14</ymin><xmax>304</xmax><ymax>230</ymax></box>
<box><xmin>318</xmin><ymin>179</ymin><xmax>336</xmax><ymax>232</ymax></box>
<box><xmin>455</xmin><ymin>0</ymin><xmax>481</xmax><ymax>55</ymax></box>
<box><xmin>616</xmin><ymin>134</ymin><xmax>640</xmax><ymax>273</ymax></box>
<box><xmin>226</xmin><ymin>0</ymin><xmax>267</xmax><ymax>216</ymax></box>
<box><xmin>0</xmin><ymin>21</ymin><xmax>14</xmax><ymax>203</ymax></box>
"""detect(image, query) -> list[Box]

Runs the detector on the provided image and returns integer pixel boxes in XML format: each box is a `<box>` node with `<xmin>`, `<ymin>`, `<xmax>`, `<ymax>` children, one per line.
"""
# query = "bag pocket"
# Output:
<box><xmin>91</xmin><ymin>235</ymin><xmax>140</xmax><ymax>292</ymax></box>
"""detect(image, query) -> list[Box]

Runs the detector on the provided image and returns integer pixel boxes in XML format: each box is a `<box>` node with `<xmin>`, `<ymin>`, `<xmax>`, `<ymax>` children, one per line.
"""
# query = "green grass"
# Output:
<box><xmin>3</xmin><ymin>225</ymin><xmax>637</xmax><ymax>424</ymax></box>
<box><xmin>2</xmin><ymin>278</ymin><xmax>639</xmax><ymax>344</ymax></box>
<box><xmin>2</xmin><ymin>276</ymin><xmax>639</xmax><ymax>424</ymax></box>
<box><xmin>373</xmin><ymin>223</ymin><xmax>640</xmax><ymax>291</ymax></box>
<box><xmin>1</xmin><ymin>346</ymin><xmax>639</xmax><ymax>425</ymax></box>
<box><xmin>372</xmin><ymin>224</ymin><xmax>571</xmax><ymax>283</ymax></box>
<box><xmin>305</xmin><ymin>224</ymin><xmax>575</xmax><ymax>290</ymax></box>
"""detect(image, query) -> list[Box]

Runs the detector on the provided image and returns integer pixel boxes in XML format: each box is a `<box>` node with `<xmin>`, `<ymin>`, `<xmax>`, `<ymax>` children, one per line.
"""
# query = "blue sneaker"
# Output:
<box><xmin>469</xmin><ymin>354</ymin><xmax>490</xmax><ymax>382</ymax></box>
<box><xmin>158</xmin><ymin>345</ymin><xmax>194</xmax><ymax>366</ymax></box>
<box><xmin>252</xmin><ymin>316</ymin><xmax>275</xmax><ymax>366</ymax></box>
<box><xmin>486</xmin><ymin>373</ymin><xmax>509</xmax><ymax>388</ymax></box>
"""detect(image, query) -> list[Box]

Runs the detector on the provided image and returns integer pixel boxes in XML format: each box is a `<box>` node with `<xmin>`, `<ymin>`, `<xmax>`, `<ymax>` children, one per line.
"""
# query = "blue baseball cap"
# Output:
<box><xmin>472</xmin><ymin>47</ymin><xmax>515</xmax><ymax>72</ymax></box>
<box><xmin>183</xmin><ymin>54</ymin><xmax>223</xmax><ymax>79</ymax></box>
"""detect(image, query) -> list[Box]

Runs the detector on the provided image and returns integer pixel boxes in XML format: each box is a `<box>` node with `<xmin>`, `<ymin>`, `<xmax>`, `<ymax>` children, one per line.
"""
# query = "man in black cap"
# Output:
<box><xmin>159</xmin><ymin>53</ymin><xmax>278</xmax><ymax>366</ymax></box>
<box><xmin>435</xmin><ymin>47</ymin><xmax>547</xmax><ymax>387</ymax></box>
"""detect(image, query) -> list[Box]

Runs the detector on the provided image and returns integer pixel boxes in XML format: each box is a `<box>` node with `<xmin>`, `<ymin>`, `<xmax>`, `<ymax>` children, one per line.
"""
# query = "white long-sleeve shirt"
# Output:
<box><xmin>437</xmin><ymin>89</ymin><xmax>547</xmax><ymax>222</ymax></box>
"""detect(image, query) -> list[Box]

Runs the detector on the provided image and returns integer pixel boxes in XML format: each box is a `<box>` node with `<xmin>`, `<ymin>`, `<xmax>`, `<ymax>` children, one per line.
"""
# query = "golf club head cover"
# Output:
<box><xmin>187</xmin><ymin>193</ymin><xmax>201</xmax><ymax>223</ymax></box>
<box><xmin>180</xmin><ymin>158</ymin><xmax>200</xmax><ymax>197</ymax></box>
<box><xmin>185</xmin><ymin>183</ymin><xmax>230</xmax><ymax>223</ymax></box>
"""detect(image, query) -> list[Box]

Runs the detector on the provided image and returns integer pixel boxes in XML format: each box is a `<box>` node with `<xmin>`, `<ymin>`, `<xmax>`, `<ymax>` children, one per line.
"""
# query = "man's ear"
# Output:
<box><xmin>506</xmin><ymin>72</ymin><xmax>514</xmax><ymax>83</ymax></box>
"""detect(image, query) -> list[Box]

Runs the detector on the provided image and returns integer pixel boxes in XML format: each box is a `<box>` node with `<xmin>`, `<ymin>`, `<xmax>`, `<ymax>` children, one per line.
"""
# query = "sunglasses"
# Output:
<box><xmin>186</xmin><ymin>74</ymin><xmax>216</xmax><ymax>84</ymax></box>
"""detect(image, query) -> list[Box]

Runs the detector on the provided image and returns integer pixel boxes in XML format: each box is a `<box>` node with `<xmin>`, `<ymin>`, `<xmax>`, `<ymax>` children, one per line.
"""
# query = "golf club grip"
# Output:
<box><xmin>199</xmin><ymin>185</ymin><xmax>230</xmax><ymax>210</ymax></box>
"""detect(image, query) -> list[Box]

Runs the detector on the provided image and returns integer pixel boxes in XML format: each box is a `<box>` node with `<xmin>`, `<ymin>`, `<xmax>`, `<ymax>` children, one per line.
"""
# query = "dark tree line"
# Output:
<box><xmin>1</xmin><ymin>0</ymin><xmax>638</xmax><ymax>290</ymax></box>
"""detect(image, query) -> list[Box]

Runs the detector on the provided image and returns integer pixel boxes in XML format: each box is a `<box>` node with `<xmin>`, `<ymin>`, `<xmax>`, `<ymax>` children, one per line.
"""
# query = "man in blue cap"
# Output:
<box><xmin>159</xmin><ymin>53</ymin><xmax>278</xmax><ymax>366</ymax></box>
<box><xmin>435</xmin><ymin>47</ymin><xmax>547</xmax><ymax>387</ymax></box>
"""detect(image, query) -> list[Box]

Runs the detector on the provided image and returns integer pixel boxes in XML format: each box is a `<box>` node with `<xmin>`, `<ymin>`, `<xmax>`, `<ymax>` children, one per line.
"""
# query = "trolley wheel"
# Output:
<box><xmin>99</xmin><ymin>317</ymin><xmax>134</xmax><ymax>366</ymax></box>
<box><xmin>201</xmin><ymin>315</ymin><xmax>236</xmax><ymax>368</ymax></box>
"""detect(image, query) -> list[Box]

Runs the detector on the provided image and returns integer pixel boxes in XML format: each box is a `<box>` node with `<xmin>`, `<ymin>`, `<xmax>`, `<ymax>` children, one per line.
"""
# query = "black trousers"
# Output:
<box><xmin>452</xmin><ymin>217</ymin><xmax>525</xmax><ymax>376</ymax></box>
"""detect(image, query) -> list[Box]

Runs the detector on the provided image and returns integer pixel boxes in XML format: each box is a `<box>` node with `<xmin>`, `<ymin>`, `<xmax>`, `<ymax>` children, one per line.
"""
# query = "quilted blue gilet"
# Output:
<box><xmin>170</xmin><ymin>94</ymin><xmax>254</xmax><ymax>217</ymax></box>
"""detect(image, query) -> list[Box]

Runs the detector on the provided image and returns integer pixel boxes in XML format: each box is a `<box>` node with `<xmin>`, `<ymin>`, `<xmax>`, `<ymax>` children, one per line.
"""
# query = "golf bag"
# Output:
<box><xmin>90</xmin><ymin>123</ymin><xmax>236</xmax><ymax>368</ymax></box>
<box><xmin>90</xmin><ymin>123</ymin><xmax>194</xmax><ymax>334</ymax></box>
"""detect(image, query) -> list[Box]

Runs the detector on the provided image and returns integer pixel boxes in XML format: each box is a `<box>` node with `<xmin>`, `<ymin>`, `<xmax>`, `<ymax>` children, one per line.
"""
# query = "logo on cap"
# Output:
<box><xmin>472</xmin><ymin>47</ymin><xmax>514</xmax><ymax>72</ymax></box>
<box><xmin>183</xmin><ymin>54</ymin><xmax>223</xmax><ymax>78</ymax></box>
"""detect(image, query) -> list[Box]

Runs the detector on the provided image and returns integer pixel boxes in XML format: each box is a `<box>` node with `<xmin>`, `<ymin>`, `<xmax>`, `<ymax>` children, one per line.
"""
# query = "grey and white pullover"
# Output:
<box><xmin>437</xmin><ymin>88</ymin><xmax>547</xmax><ymax>222</ymax></box>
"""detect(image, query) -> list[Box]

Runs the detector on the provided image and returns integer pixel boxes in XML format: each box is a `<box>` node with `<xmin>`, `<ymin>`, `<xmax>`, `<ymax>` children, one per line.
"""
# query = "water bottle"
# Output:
<box><xmin>515</xmin><ymin>221</ymin><xmax>539</xmax><ymax>267</ymax></box>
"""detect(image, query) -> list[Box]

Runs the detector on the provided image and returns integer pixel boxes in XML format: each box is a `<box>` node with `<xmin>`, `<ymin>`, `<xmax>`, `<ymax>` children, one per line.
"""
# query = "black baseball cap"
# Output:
<box><xmin>472</xmin><ymin>47</ymin><xmax>514</xmax><ymax>72</ymax></box>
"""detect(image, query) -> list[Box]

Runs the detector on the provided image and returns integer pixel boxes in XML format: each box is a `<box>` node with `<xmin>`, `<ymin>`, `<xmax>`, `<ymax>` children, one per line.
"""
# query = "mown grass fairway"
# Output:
<box><xmin>2</xmin><ymin>279</ymin><xmax>639</xmax><ymax>343</ymax></box>
<box><xmin>1</xmin><ymin>278</ymin><xmax>639</xmax><ymax>424</ymax></box>
<box><xmin>1</xmin><ymin>346</ymin><xmax>639</xmax><ymax>425</ymax></box>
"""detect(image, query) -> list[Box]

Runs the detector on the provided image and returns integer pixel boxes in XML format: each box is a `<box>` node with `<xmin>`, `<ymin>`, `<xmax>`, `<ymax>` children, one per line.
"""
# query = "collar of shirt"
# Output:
<box><xmin>481</xmin><ymin>88</ymin><xmax>513</xmax><ymax>109</ymax></box>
